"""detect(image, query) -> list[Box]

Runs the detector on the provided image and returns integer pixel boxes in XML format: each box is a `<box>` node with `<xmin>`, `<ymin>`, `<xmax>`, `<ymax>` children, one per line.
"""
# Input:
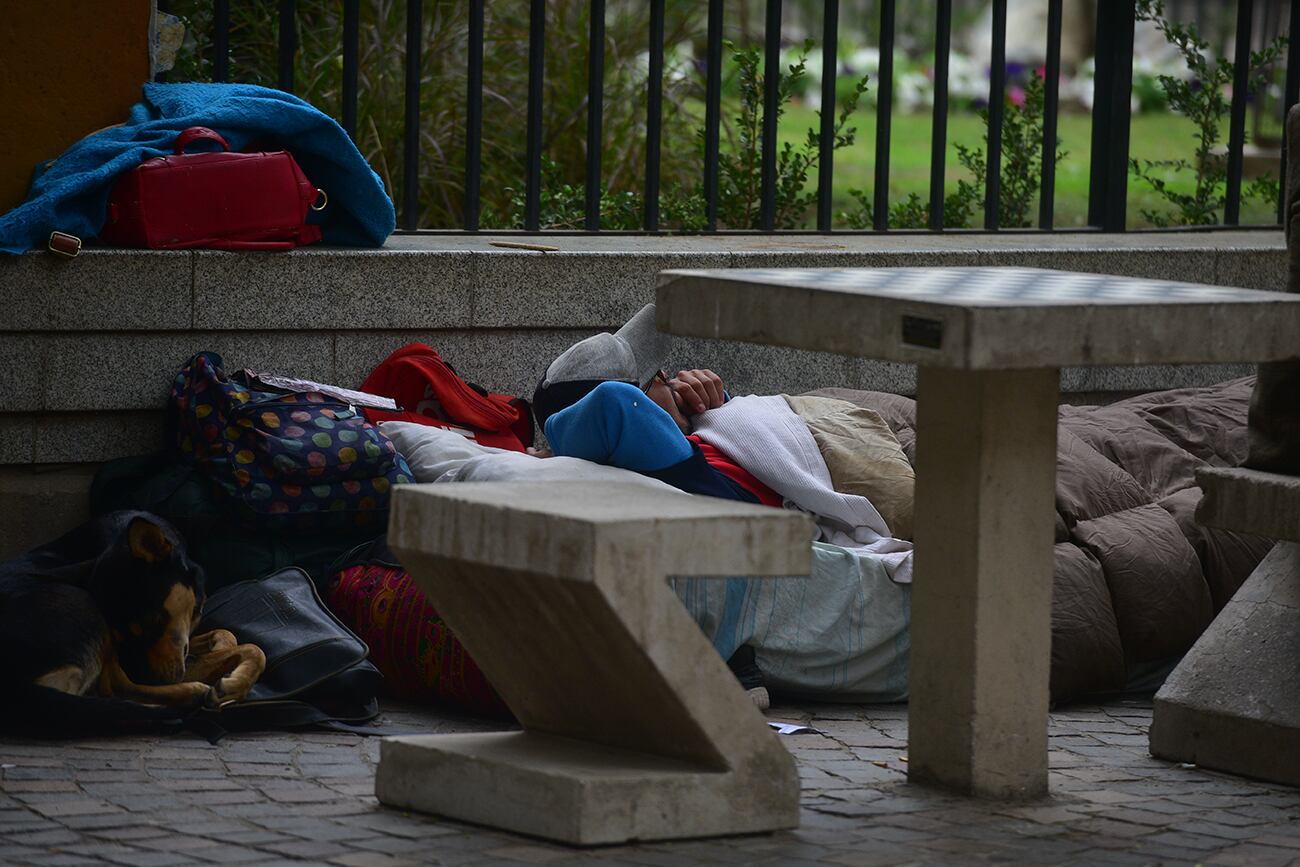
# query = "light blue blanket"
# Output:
<box><xmin>673</xmin><ymin>542</ymin><xmax>911</xmax><ymax>702</ymax></box>
<box><xmin>0</xmin><ymin>83</ymin><xmax>394</xmax><ymax>254</ymax></box>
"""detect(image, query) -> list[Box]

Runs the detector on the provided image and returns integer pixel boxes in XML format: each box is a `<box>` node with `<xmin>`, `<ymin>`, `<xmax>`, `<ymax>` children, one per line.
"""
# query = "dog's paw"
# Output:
<box><xmin>173</xmin><ymin>681</ymin><xmax>216</xmax><ymax>709</ymax></box>
<box><xmin>212</xmin><ymin>674</ymin><xmax>252</xmax><ymax>705</ymax></box>
<box><xmin>212</xmin><ymin>644</ymin><xmax>265</xmax><ymax>707</ymax></box>
<box><xmin>202</xmin><ymin>684</ymin><xmax>231</xmax><ymax>710</ymax></box>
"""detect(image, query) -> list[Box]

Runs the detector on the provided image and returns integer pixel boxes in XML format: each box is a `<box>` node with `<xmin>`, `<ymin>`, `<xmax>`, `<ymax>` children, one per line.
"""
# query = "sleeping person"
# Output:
<box><xmin>529</xmin><ymin>304</ymin><xmax>781</xmax><ymax>507</ymax></box>
<box><xmin>530</xmin><ymin>303</ymin><xmax>913</xmax><ymax>572</ymax></box>
<box><xmin>523</xmin><ymin>303</ymin><xmax>915</xmax><ymax>705</ymax></box>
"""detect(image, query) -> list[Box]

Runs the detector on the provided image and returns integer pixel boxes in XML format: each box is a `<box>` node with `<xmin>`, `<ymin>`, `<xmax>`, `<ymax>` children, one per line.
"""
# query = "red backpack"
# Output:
<box><xmin>359</xmin><ymin>344</ymin><xmax>533</xmax><ymax>451</ymax></box>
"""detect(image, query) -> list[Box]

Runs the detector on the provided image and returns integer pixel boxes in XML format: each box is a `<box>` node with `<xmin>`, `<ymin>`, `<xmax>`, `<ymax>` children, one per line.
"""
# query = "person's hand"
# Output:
<box><xmin>526</xmin><ymin>446</ymin><xmax>554</xmax><ymax>458</ymax></box>
<box><xmin>669</xmin><ymin>369</ymin><xmax>725</xmax><ymax>416</ymax></box>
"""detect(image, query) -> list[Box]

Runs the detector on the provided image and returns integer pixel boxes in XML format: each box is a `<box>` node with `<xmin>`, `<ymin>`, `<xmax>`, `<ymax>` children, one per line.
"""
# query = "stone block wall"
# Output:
<box><xmin>0</xmin><ymin>232</ymin><xmax>1283</xmax><ymax>555</ymax></box>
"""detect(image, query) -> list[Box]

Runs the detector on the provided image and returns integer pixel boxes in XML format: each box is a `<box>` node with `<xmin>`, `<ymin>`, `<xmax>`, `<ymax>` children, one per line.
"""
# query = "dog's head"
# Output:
<box><xmin>93</xmin><ymin>515</ymin><xmax>206</xmax><ymax>685</ymax></box>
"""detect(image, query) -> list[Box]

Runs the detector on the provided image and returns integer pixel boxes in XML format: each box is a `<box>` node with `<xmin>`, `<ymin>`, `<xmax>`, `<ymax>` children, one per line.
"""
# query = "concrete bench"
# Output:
<box><xmin>1149</xmin><ymin>467</ymin><xmax>1300</xmax><ymax>786</ymax></box>
<box><xmin>374</xmin><ymin>481</ymin><xmax>813</xmax><ymax>845</ymax></box>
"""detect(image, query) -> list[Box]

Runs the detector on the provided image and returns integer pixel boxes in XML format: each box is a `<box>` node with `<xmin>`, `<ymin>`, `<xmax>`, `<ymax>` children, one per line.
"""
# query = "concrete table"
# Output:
<box><xmin>657</xmin><ymin>266</ymin><xmax>1300</xmax><ymax>799</ymax></box>
<box><xmin>375</xmin><ymin>481</ymin><xmax>813</xmax><ymax>845</ymax></box>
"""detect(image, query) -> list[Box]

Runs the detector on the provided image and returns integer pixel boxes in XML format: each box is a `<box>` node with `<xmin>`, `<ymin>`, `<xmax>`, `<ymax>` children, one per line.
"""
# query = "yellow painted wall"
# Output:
<box><xmin>0</xmin><ymin>2</ymin><xmax>152</xmax><ymax>214</ymax></box>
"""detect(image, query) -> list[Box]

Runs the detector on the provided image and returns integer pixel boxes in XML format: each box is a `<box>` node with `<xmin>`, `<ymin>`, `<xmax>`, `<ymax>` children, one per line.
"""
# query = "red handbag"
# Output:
<box><xmin>100</xmin><ymin>127</ymin><xmax>325</xmax><ymax>250</ymax></box>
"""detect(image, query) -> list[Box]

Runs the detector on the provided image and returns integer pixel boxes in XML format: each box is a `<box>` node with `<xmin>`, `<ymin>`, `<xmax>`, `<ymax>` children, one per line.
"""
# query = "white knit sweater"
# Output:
<box><xmin>691</xmin><ymin>395</ymin><xmax>914</xmax><ymax>583</ymax></box>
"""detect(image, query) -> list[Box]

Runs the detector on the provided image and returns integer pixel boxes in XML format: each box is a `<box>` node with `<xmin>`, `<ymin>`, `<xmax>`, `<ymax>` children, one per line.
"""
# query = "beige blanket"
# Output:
<box><xmin>785</xmin><ymin>395</ymin><xmax>915</xmax><ymax>541</ymax></box>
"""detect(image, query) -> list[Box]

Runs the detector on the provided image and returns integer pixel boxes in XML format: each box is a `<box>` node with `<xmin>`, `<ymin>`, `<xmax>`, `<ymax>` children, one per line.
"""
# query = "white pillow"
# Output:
<box><xmin>454</xmin><ymin>452</ymin><xmax>681</xmax><ymax>492</ymax></box>
<box><xmin>381</xmin><ymin>421</ymin><xmax>680</xmax><ymax>493</ymax></box>
<box><xmin>380</xmin><ymin>422</ymin><xmax>507</xmax><ymax>482</ymax></box>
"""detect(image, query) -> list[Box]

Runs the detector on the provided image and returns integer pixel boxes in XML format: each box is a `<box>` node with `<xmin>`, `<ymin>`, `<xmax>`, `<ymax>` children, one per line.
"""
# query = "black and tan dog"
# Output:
<box><xmin>0</xmin><ymin>511</ymin><xmax>264</xmax><ymax>735</ymax></box>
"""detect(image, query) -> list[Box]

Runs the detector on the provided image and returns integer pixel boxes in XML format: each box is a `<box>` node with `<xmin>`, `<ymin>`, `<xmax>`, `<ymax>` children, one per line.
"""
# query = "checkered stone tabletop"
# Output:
<box><xmin>710</xmin><ymin>267</ymin><xmax>1272</xmax><ymax>305</ymax></box>
<box><xmin>657</xmin><ymin>266</ymin><xmax>1300</xmax><ymax>370</ymax></box>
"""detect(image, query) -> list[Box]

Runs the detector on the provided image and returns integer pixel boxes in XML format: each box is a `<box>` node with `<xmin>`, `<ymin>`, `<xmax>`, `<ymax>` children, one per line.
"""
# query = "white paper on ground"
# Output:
<box><xmin>767</xmin><ymin>722</ymin><xmax>822</xmax><ymax>735</ymax></box>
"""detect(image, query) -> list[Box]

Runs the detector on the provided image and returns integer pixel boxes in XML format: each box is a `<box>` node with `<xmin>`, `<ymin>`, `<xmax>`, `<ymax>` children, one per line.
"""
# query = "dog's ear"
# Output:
<box><xmin>127</xmin><ymin>517</ymin><xmax>174</xmax><ymax>564</ymax></box>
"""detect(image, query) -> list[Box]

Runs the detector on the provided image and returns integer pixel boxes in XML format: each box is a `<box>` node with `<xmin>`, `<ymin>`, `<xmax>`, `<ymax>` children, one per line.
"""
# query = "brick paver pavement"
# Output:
<box><xmin>2</xmin><ymin>699</ymin><xmax>1297</xmax><ymax>866</ymax></box>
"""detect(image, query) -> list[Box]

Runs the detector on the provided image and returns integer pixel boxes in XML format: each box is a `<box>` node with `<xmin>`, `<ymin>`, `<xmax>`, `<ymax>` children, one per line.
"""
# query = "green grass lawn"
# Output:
<box><xmin>775</xmin><ymin>105</ymin><xmax>1281</xmax><ymax>230</ymax></box>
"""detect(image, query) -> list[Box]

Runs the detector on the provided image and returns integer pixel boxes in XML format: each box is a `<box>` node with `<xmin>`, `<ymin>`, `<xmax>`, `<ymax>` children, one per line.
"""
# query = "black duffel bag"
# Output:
<box><xmin>190</xmin><ymin>567</ymin><xmax>382</xmax><ymax>735</ymax></box>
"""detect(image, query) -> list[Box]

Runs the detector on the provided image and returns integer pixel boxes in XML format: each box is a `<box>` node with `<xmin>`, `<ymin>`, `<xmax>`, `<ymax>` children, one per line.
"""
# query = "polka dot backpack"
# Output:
<box><xmin>171</xmin><ymin>352</ymin><xmax>413</xmax><ymax>531</ymax></box>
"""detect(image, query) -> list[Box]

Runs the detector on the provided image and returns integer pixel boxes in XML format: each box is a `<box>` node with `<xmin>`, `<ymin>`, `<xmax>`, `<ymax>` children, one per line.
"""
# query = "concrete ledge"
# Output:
<box><xmin>0</xmin><ymin>411</ymin><xmax>166</xmax><ymax>466</ymax></box>
<box><xmin>0</xmin><ymin>464</ymin><xmax>99</xmax><ymax>560</ymax></box>
<box><xmin>1150</xmin><ymin>541</ymin><xmax>1300</xmax><ymax>787</ymax></box>
<box><xmin>0</xmin><ymin>232</ymin><xmax>1281</xmax><ymax>468</ymax></box>
<box><xmin>1</xmin><ymin>231</ymin><xmax>1284</xmax><ymax>332</ymax></box>
<box><xmin>380</xmin><ymin>731</ymin><xmax>792</xmax><ymax>845</ymax></box>
<box><xmin>1196</xmin><ymin>466</ymin><xmax>1300</xmax><ymax>542</ymax></box>
<box><xmin>1152</xmin><ymin>467</ymin><xmax>1299</xmax><ymax>787</ymax></box>
<box><xmin>0</xmin><ymin>365</ymin><xmax>1256</xmax><ymax>468</ymax></box>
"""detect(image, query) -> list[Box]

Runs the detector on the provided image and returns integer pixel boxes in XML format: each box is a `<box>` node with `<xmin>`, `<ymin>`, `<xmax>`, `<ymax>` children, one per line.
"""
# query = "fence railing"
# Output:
<box><xmin>180</xmin><ymin>0</ymin><xmax>1298</xmax><ymax>234</ymax></box>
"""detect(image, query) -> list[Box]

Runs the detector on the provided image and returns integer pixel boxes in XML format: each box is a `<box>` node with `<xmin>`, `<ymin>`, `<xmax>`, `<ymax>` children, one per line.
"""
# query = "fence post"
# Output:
<box><xmin>213</xmin><ymin>0</ymin><xmax>230</xmax><ymax>83</ymax></box>
<box><xmin>585</xmin><ymin>0</ymin><xmax>606</xmax><ymax>231</ymax></box>
<box><xmin>760</xmin><ymin>0</ymin><xmax>782</xmax><ymax>232</ymax></box>
<box><xmin>342</xmin><ymin>0</ymin><xmax>360</xmax><ymax>141</ymax></box>
<box><xmin>402</xmin><ymin>0</ymin><xmax>421</xmax><ymax>231</ymax></box>
<box><xmin>1282</xmin><ymin>0</ymin><xmax>1300</xmax><ymax>227</ymax></box>
<box><xmin>929</xmin><ymin>0</ymin><xmax>952</xmax><ymax>231</ymax></box>
<box><xmin>278</xmin><ymin>0</ymin><xmax>297</xmax><ymax>93</ymax></box>
<box><xmin>524</xmin><ymin>0</ymin><xmax>546</xmax><ymax>231</ymax></box>
<box><xmin>1224</xmin><ymin>0</ymin><xmax>1254</xmax><ymax>225</ymax></box>
<box><xmin>644</xmin><ymin>0</ymin><xmax>665</xmax><ymax>232</ymax></box>
<box><xmin>703</xmin><ymin>0</ymin><xmax>724</xmax><ymax>232</ymax></box>
<box><xmin>1087</xmin><ymin>0</ymin><xmax>1136</xmax><ymax>232</ymax></box>
<box><xmin>873</xmin><ymin>0</ymin><xmax>895</xmax><ymax>231</ymax></box>
<box><xmin>984</xmin><ymin>0</ymin><xmax>1007</xmax><ymax>230</ymax></box>
<box><xmin>464</xmin><ymin>0</ymin><xmax>484</xmax><ymax>231</ymax></box>
<box><xmin>1038</xmin><ymin>0</ymin><xmax>1063</xmax><ymax>229</ymax></box>
<box><xmin>817</xmin><ymin>0</ymin><xmax>839</xmax><ymax>232</ymax></box>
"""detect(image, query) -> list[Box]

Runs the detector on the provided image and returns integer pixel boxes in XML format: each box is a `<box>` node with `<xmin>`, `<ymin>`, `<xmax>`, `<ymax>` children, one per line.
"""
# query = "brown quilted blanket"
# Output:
<box><xmin>810</xmin><ymin>378</ymin><xmax>1274</xmax><ymax>702</ymax></box>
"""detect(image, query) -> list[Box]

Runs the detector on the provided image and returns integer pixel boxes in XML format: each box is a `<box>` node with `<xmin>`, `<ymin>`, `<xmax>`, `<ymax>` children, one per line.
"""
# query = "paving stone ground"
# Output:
<box><xmin>2</xmin><ymin>698</ymin><xmax>1297</xmax><ymax>866</ymax></box>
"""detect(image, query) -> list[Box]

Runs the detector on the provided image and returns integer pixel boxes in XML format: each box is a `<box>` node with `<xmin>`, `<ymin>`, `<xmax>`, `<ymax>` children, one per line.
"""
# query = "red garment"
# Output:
<box><xmin>328</xmin><ymin>562</ymin><xmax>511</xmax><ymax>718</ymax></box>
<box><xmin>688</xmin><ymin>435</ymin><xmax>783</xmax><ymax>507</ymax></box>
<box><xmin>359</xmin><ymin>343</ymin><xmax>533</xmax><ymax>451</ymax></box>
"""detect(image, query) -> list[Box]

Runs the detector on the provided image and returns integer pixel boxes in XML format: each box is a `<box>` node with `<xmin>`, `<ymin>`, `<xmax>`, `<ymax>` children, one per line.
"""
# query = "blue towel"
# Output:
<box><xmin>0</xmin><ymin>83</ymin><xmax>395</xmax><ymax>254</ymax></box>
<box><xmin>545</xmin><ymin>381</ymin><xmax>693</xmax><ymax>472</ymax></box>
<box><xmin>544</xmin><ymin>381</ymin><xmax>758</xmax><ymax>502</ymax></box>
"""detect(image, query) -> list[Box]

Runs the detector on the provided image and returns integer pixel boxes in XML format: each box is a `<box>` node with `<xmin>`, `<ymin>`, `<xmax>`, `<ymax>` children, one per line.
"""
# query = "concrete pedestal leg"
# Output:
<box><xmin>908</xmin><ymin>367</ymin><xmax>1059</xmax><ymax>799</ymax></box>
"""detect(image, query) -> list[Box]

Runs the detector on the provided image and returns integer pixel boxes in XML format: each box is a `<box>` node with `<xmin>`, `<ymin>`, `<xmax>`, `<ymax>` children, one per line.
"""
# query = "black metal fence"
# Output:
<box><xmin>189</xmin><ymin>0</ymin><xmax>1298</xmax><ymax>234</ymax></box>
